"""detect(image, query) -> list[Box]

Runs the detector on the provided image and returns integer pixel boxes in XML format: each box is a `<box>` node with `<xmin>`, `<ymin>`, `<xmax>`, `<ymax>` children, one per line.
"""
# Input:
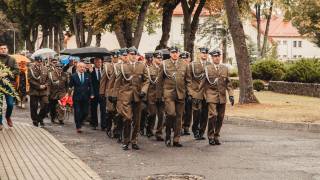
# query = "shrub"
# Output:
<box><xmin>283</xmin><ymin>59</ymin><xmax>320</xmax><ymax>83</ymax></box>
<box><xmin>231</xmin><ymin>79</ymin><xmax>239</xmax><ymax>89</ymax></box>
<box><xmin>229</xmin><ymin>70</ymin><xmax>238</xmax><ymax>77</ymax></box>
<box><xmin>253</xmin><ymin>80</ymin><xmax>265</xmax><ymax>91</ymax></box>
<box><xmin>251</xmin><ymin>59</ymin><xmax>286</xmax><ymax>81</ymax></box>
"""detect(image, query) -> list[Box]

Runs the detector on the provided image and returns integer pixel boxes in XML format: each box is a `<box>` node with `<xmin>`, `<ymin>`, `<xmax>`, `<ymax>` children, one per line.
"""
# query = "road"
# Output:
<box><xmin>10</xmin><ymin>105</ymin><xmax>320</xmax><ymax>180</ymax></box>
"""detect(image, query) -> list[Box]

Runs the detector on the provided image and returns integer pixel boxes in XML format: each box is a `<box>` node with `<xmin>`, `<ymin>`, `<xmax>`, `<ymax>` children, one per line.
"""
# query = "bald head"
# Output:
<box><xmin>77</xmin><ymin>62</ymin><xmax>86</xmax><ymax>73</ymax></box>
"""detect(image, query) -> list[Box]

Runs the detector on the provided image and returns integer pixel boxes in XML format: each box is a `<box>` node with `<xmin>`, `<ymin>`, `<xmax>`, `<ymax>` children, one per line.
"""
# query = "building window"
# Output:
<box><xmin>283</xmin><ymin>40</ymin><xmax>287</xmax><ymax>45</ymax></box>
<box><xmin>298</xmin><ymin>55</ymin><xmax>302</xmax><ymax>58</ymax></box>
<box><xmin>277</xmin><ymin>41</ymin><xmax>281</xmax><ymax>45</ymax></box>
<box><xmin>298</xmin><ymin>41</ymin><xmax>302</xmax><ymax>47</ymax></box>
<box><xmin>293</xmin><ymin>41</ymin><xmax>297</xmax><ymax>47</ymax></box>
<box><xmin>293</xmin><ymin>55</ymin><xmax>297</xmax><ymax>58</ymax></box>
<box><xmin>283</xmin><ymin>55</ymin><xmax>287</xmax><ymax>58</ymax></box>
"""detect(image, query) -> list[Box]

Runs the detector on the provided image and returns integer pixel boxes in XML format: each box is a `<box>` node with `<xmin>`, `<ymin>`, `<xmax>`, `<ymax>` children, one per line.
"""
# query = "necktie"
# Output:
<box><xmin>81</xmin><ymin>73</ymin><xmax>84</xmax><ymax>84</ymax></box>
<box><xmin>98</xmin><ymin>69</ymin><xmax>101</xmax><ymax>80</ymax></box>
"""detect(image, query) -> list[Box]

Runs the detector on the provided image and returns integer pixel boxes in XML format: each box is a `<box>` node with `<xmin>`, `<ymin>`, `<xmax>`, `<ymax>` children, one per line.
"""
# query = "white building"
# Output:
<box><xmin>63</xmin><ymin>4</ymin><xmax>320</xmax><ymax>62</ymax></box>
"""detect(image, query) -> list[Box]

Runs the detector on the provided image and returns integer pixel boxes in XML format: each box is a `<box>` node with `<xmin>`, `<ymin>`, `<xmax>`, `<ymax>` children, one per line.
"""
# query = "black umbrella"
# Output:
<box><xmin>61</xmin><ymin>47</ymin><xmax>111</xmax><ymax>58</ymax></box>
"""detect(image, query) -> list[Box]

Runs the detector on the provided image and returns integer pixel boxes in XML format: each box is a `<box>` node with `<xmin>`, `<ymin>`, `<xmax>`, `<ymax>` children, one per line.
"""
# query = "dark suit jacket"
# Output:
<box><xmin>90</xmin><ymin>68</ymin><xmax>102</xmax><ymax>96</ymax></box>
<box><xmin>69</xmin><ymin>72</ymin><xmax>94</xmax><ymax>101</ymax></box>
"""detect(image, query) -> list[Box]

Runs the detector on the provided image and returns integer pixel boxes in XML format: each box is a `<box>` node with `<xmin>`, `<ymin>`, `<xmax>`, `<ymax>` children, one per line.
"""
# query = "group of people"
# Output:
<box><xmin>97</xmin><ymin>46</ymin><xmax>234</xmax><ymax>150</ymax></box>
<box><xmin>0</xmin><ymin>41</ymin><xmax>234</xmax><ymax>151</ymax></box>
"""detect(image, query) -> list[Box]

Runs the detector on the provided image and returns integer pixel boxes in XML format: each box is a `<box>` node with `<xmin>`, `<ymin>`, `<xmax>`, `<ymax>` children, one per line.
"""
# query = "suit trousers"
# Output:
<box><xmin>192</xmin><ymin>100</ymin><xmax>208</xmax><ymax>136</ymax></box>
<box><xmin>147</xmin><ymin>101</ymin><xmax>164</xmax><ymax>137</ymax></box>
<box><xmin>164</xmin><ymin>99</ymin><xmax>184</xmax><ymax>143</ymax></box>
<box><xmin>131</xmin><ymin>101</ymin><xmax>142</xmax><ymax>144</ymax></box>
<box><xmin>90</xmin><ymin>96</ymin><xmax>107</xmax><ymax>129</ymax></box>
<box><xmin>73</xmin><ymin>99</ymin><xmax>89</xmax><ymax>129</ymax></box>
<box><xmin>207</xmin><ymin>103</ymin><xmax>226</xmax><ymax>139</ymax></box>
<box><xmin>49</xmin><ymin>99</ymin><xmax>58</xmax><ymax>122</ymax></box>
<box><xmin>183</xmin><ymin>98</ymin><xmax>192</xmax><ymax>130</ymax></box>
<box><xmin>30</xmin><ymin>95</ymin><xmax>49</xmax><ymax>124</ymax></box>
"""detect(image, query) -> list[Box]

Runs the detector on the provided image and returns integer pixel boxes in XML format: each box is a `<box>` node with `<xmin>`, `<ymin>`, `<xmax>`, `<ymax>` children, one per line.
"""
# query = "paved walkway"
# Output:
<box><xmin>0</xmin><ymin>122</ymin><xmax>101</xmax><ymax>180</ymax></box>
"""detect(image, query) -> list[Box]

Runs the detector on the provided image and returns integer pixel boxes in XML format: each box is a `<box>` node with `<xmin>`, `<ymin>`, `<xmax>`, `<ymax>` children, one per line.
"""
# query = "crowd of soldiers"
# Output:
<box><xmin>26</xmin><ymin>45</ymin><xmax>234</xmax><ymax>151</ymax></box>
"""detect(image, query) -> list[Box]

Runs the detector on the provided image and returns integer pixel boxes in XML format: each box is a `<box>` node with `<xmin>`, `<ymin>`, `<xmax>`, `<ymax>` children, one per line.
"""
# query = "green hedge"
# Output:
<box><xmin>251</xmin><ymin>59</ymin><xmax>286</xmax><ymax>81</ymax></box>
<box><xmin>253</xmin><ymin>80</ymin><xmax>265</xmax><ymax>91</ymax></box>
<box><xmin>283</xmin><ymin>59</ymin><xmax>320</xmax><ymax>83</ymax></box>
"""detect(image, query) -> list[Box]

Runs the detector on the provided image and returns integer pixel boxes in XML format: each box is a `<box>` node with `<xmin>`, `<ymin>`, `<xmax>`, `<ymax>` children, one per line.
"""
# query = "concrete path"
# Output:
<box><xmin>0</xmin><ymin>123</ymin><xmax>101</xmax><ymax>180</ymax></box>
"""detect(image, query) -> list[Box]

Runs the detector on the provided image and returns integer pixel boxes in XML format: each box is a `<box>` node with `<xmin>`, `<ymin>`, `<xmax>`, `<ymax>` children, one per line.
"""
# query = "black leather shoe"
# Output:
<box><xmin>173</xmin><ymin>142</ymin><xmax>183</xmax><ymax>147</ymax></box>
<box><xmin>122</xmin><ymin>144</ymin><xmax>129</xmax><ymax>151</ymax></box>
<box><xmin>214</xmin><ymin>137</ymin><xmax>221</xmax><ymax>145</ymax></box>
<box><xmin>39</xmin><ymin>122</ymin><xmax>45</xmax><ymax>128</ymax></box>
<box><xmin>156</xmin><ymin>136</ymin><xmax>164</xmax><ymax>141</ymax></box>
<box><xmin>132</xmin><ymin>144</ymin><xmax>140</xmax><ymax>150</ymax></box>
<box><xmin>33</xmin><ymin>122</ymin><xmax>39</xmax><ymax>127</ymax></box>
<box><xmin>196</xmin><ymin>135</ymin><xmax>206</xmax><ymax>140</ymax></box>
<box><xmin>117</xmin><ymin>136</ymin><xmax>122</xmax><ymax>143</ymax></box>
<box><xmin>209</xmin><ymin>139</ymin><xmax>215</xmax><ymax>145</ymax></box>
<box><xmin>165</xmin><ymin>139</ymin><xmax>171</xmax><ymax>147</ymax></box>
<box><xmin>193</xmin><ymin>131</ymin><xmax>199</xmax><ymax>139</ymax></box>
<box><xmin>106</xmin><ymin>130</ymin><xmax>112</xmax><ymax>138</ymax></box>
<box><xmin>183</xmin><ymin>129</ymin><xmax>191</xmax><ymax>136</ymax></box>
<box><xmin>147</xmin><ymin>132</ymin><xmax>154</xmax><ymax>138</ymax></box>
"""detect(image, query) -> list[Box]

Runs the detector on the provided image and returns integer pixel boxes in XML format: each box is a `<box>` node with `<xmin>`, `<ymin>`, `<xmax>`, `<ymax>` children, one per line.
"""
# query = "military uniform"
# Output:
<box><xmin>114</xmin><ymin>55</ymin><xmax>147</xmax><ymax>149</ymax></box>
<box><xmin>28</xmin><ymin>58</ymin><xmax>50</xmax><ymax>127</ymax></box>
<box><xmin>100</xmin><ymin>60</ymin><xmax>121</xmax><ymax>137</ymax></box>
<box><xmin>188</xmin><ymin>60</ymin><xmax>211</xmax><ymax>139</ymax></box>
<box><xmin>160</xmin><ymin>51</ymin><xmax>192</xmax><ymax>146</ymax></box>
<box><xmin>201</xmin><ymin>51</ymin><xmax>234</xmax><ymax>145</ymax></box>
<box><xmin>48</xmin><ymin>65</ymin><xmax>69</xmax><ymax>124</ymax></box>
<box><xmin>141</xmin><ymin>62</ymin><xmax>164</xmax><ymax>140</ymax></box>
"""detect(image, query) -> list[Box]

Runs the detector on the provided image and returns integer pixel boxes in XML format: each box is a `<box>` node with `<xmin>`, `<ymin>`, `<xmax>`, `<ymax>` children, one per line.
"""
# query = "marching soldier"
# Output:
<box><xmin>99</xmin><ymin>50</ymin><xmax>120</xmax><ymax>138</ymax></box>
<box><xmin>180</xmin><ymin>51</ymin><xmax>192</xmax><ymax>135</ymax></box>
<box><xmin>201</xmin><ymin>50</ymin><xmax>234</xmax><ymax>145</ymax></box>
<box><xmin>160</xmin><ymin>46</ymin><xmax>192</xmax><ymax>147</ymax></box>
<box><xmin>48</xmin><ymin>62</ymin><xmax>69</xmax><ymax>124</ymax></box>
<box><xmin>190</xmin><ymin>47</ymin><xmax>211</xmax><ymax>140</ymax></box>
<box><xmin>113</xmin><ymin>47</ymin><xmax>147</xmax><ymax>150</ymax></box>
<box><xmin>28</xmin><ymin>56</ymin><xmax>50</xmax><ymax>127</ymax></box>
<box><xmin>141</xmin><ymin>50</ymin><xmax>165</xmax><ymax>141</ymax></box>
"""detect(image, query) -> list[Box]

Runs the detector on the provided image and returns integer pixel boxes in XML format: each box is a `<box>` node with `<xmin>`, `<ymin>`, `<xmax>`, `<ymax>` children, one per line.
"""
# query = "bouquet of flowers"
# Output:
<box><xmin>0</xmin><ymin>61</ymin><xmax>20</xmax><ymax>100</ymax></box>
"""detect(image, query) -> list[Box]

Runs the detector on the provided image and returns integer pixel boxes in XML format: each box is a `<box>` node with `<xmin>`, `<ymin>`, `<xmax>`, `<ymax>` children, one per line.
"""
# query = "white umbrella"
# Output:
<box><xmin>31</xmin><ymin>48</ymin><xmax>57</xmax><ymax>60</ymax></box>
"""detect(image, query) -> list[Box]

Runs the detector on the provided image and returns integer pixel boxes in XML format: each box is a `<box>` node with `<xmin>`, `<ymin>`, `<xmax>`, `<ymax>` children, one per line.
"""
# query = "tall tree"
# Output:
<box><xmin>261</xmin><ymin>0</ymin><xmax>273</xmax><ymax>57</ymax></box>
<box><xmin>156</xmin><ymin>0</ymin><xmax>181</xmax><ymax>50</ymax></box>
<box><xmin>181</xmin><ymin>0</ymin><xmax>206</xmax><ymax>61</ymax></box>
<box><xmin>224</xmin><ymin>0</ymin><xmax>259</xmax><ymax>104</ymax></box>
<box><xmin>82</xmin><ymin>0</ymin><xmax>155</xmax><ymax>48</ymax></box>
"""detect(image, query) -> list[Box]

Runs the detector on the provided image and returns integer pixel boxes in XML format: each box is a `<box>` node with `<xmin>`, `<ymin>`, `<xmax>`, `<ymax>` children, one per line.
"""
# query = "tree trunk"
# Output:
<box><xmin>58</xmin><ymin>24</ymin><xmax>64</xmax><ymax>51</ymax></box>
<box><xmin>222</xmin><ymin>32</ymin><xmax>228</xmax><ymax>63</ymax></box>
<box><xmin>224</xmin><ymin>0</ymin><xmax>259</xmax><ymax>104</ymax></box>
<box><xmin>115</xmin><ymin>26</ymin><xmax>127</xmax><ymax>48</ymax></box>
<box><xmin>49</xmin><ymin>27</ymin><xmax>53</xmax><ymax>49</ymax></box>
<box><xmin>96</xmin><ymin>33</ymin><xmax>101</xmax><ymax>47</ymax></box>
<box><xmin>40</xmin><ymin>27</ymin><xmax>49</xmax><ymax>49</ymax></box>
<box><xmin>133</xmin><ymin>0</ymin><xmax>151</xmax><ymax>48</ymax></box>
<box><xmin>156</xmin><ymin>0</ymin><xmax>180</xmax><ymax>50</ymax></box>
<box><xmin>123</xmin><ymin>20</ymin><xmax>133</xmax><ymax>47</ymax></box>
<box><xmin>53</xmin><ymin>25</ymin><xmax>60</xmax><ymax>52</ymax></box>
<box><xmin>261</xmin><ymin>0</ymin><xmax>273</xmax><ymax>57</ymax></box>
<box><xmin>181</xmin><ymin>0</ymin><xmax>206</xmax><ymax>61</ymax></box>
<box><xmin>71</xmin><ymin>0</ymin><xmax>80</xmax><ymax>48</ymax></box>
<box><xmin>255</xmin><ymin>3</ymin><xmax>261</xmax><ymax>55</ymax></box>
<box><xmin>85</xmin><ymin>26</ymin><xmax>93</xmax><ymax>47</ymax></box>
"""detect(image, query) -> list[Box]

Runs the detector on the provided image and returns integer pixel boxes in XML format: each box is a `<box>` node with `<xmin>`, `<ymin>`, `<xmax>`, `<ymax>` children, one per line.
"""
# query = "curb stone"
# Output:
<box><xmin>225</xmin><ymin>116</ymin><xmax>320</xmax><ymax>133</ymax></box>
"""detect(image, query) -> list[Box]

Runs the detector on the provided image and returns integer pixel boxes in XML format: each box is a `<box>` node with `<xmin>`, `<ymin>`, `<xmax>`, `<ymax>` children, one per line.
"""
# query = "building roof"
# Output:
<box><xmin>173</xmin><ymin>3</ymin><xmax>210</xmax><ymax>16</ymax></box>
<box><xmin>251</xmin><ymin>16</ymin><xmax>301</xmax><ymax>38</ymax></box>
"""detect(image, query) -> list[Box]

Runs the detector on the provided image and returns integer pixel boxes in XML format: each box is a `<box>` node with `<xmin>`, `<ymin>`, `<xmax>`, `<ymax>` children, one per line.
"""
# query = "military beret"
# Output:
<box><xmin>119</xmin><ymin>48</ymin><xmax>128</xmax><ymax>56</ymax></box>
<box><xmin>111</xmin><ymin>49</ymin><xmax>120</xmax><ymax>58</ymax></box>
<box><xmin>128</xmin><ymin>46</ymin><xmax>138</xmax><ymax>55</ymax></box>
<box><xmin>33</xmin><ymin>56</ymin><xmax>43</xmax><ymax>61</ymax></box>
<box><xmin>153</xmin><ymin>50</ymin><xmax>163</xmax><ymax>59</ymax></box>
<box><xmin>199</xmin><ymin>47</ymin><xmax>209</xmax><ymax>54</ymax></box>
<box><xmin>180</xmin><ymin>51</ymin><xmax>190</xmax><ymax>59</ymax></box>
<box><xmin>209</xmin><ymin>49</ymin><xmax>221</xmax><ymax>56</ymax></box>
<box><xmin>55</xmin><ymin>63</ymin><xmax>64</xmax><ymax>68</ymax></box>
<box><xmin>169</xmin><ymin>46</ymin><xmax>180</xmax><ymax>53</ymax></box>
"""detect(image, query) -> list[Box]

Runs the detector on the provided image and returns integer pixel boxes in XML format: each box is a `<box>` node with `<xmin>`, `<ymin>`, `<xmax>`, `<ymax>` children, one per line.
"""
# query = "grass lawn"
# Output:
<box><xmin>226</xmin><ymin>90</ymin><xmax>320</xmax><ymax>123</ymax></box>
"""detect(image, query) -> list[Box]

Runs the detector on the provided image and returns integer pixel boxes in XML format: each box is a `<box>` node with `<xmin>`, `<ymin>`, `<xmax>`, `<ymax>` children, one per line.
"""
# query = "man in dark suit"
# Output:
<box><xmin>69</xmin><ymin>62</ymin><xmax>94</xmax><ymax>133</ymax></box>
<box><xmin>90</xmin><ymin>57</ymin><xmax>107</xmax><ymax>130</ymax></box>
